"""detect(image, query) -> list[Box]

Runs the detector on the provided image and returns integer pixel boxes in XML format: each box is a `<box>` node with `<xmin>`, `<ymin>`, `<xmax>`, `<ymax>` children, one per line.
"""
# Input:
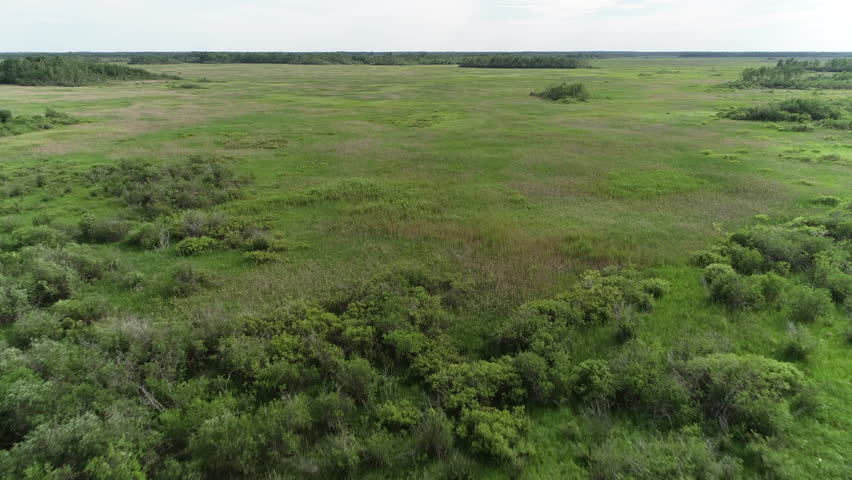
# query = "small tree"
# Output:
<box><xmin>0</xmin><ymin>109</ymin><xmax>12</xmax><ymax>123</ymax></box>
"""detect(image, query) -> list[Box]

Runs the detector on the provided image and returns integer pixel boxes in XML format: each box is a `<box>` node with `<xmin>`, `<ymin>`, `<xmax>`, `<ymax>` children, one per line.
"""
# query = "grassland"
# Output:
<box><xmin>1</xmin><ymin>57</ymin><xmax>851</xmax><ymax>478</ymax></box>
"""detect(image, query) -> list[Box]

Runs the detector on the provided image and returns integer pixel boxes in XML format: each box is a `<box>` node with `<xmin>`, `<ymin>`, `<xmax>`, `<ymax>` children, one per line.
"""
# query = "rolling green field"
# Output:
<box><xmin>1</xmin><ymin>58</ymin><xmax>851</xmax><ymax>478</ymax></box>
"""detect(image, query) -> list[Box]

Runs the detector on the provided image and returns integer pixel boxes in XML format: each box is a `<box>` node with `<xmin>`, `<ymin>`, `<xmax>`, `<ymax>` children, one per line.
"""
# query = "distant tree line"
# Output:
<box><xmin>126</xmin><ymin>52</ymin><xmax>592</xmax><ymax>68</ymax></box>
<box><xmin>680</xmin><ymin>52</ymin><xmax>852</xmax><ymax>58</ymax></box>
<box><xmin>0</xmin><ymin>56</ymin><xmax>175</xmax><ymax>86</ymax></box>
<box><xmin>458</xmin><ymin>55</ymin><xmax>590</xmax><ymax>69</ymax></box>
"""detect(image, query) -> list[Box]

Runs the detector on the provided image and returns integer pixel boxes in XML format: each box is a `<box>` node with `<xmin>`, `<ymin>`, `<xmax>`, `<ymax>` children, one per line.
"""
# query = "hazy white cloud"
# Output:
<box><xmin>2</xmin><ymin>0</ymin><xmax>850</xmax><ymax>51</ymax></box>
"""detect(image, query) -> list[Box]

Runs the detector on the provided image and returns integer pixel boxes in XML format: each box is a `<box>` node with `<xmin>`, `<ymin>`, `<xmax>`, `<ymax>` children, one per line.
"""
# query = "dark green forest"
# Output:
<box><xmin>0</xmin><ymin>56</ymin><xmax>174</xmax><ymax>86</ymax></box>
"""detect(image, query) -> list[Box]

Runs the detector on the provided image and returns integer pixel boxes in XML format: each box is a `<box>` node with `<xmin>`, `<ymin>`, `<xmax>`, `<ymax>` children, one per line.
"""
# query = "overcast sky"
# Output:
<box><xmin>4</xmin><ymin>0</ymin><xmax>851</xmax><ymax>52</ymax></box>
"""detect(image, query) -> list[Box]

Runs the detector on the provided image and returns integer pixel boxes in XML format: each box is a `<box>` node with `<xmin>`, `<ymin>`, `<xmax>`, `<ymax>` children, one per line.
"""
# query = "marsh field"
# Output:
<box><xmin>1</xmin><ymin>57</ymin><xmax>851</xmax><ymax>478</ymax></box>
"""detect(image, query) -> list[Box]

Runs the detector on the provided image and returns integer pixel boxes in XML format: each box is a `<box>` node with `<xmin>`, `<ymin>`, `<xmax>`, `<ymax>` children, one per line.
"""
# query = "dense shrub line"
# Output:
<box><xmin>0</xmin><ymin>56</ymin><xmax>175</xmax><ymax>86</ymax></box>
<box><xmin>719</xmin><ymin>97</ymin><xmax>852</xmax><ymax>130</ymax></box>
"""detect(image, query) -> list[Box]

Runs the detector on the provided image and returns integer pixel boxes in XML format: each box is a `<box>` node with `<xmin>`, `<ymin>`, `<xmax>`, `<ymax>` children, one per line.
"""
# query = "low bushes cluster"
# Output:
<box><xmin>86</xmin><ymin>155</ymin><xmax>249</xmax><ymax>217</ymax></box>
<box><xmin>0</xmin><ymin>108</ymin><xmax>80</xmax><ymax>137</ymax></box>
<box><xmin>693</xmin><ymin>202</ymin><xmax>850</xmax><ymax>357</ymax></box>
<box><xmin>719</xmin><ymin>97</ymin><xmax>852</xmax><ymax>130</ymax></box>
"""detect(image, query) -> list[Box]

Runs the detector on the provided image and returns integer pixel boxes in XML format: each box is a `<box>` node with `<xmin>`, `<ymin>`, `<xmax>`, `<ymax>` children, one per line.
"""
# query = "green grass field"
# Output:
<box><xmin>1</xmin><ymin>58</ymin><xmax>851</xmax><ymax>478</ymax></box>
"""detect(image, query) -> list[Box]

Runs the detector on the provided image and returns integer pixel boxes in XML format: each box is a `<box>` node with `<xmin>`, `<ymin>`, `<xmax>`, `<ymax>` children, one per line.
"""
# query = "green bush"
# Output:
<box><xmin>753</xmin><ymin>272</ymin><xmax>788</xmax><ymax>305</ymax></box>
<box><xmin>726</xmin><ymin>244</ymin><xmax>766</xmax><ymax>275</ymax></box>
<box><xmin>175</xmin><ymin>236</ymin><xmax>217</xmax><ymax>256</ymax></box>
<box><xmin>375</xmin><ymin>399</ymin><xmax>420</xmax><ymax>430</ymax></box>
<box><xmin>335</xmin><ymin>356</ymin><xmax>379</xmax><ymax>404</ymax></box>
<box><xmin>788</xmin><ymin>285</ymin><xmax>833</xmax><ymax>323</ymax></box>
<box><xmin>571</xmin><ymin>359</ymin><xmax>615</xmax><ymax>405</ymax></box>
<box><xmin>0</xmin><ymin>275</ymin><xmax>28</xmax><ymax>323</ymax></box>
<box><xmin>11</xmin><ymin>225</ymin><xmax>69</xmax><ymax>248</ymax></box>
<box><xmin>703</xmin><ymin>264</ymin><xmax>764</xmax><ymax>311</ymax></box>
<box><xmin>51</xmin><ymin>297</ymin><xmax>107</xmax><ymax>323</ymax></box>
<box><xmin>0</xmin><ymin>109</ymin><xmax>11</xmax><ymax>123</ymax></box>
<box><xmin>243</xmin><ymin>250</ymin><xmax>278</xmax><ymax>265</ymax></box>
<box><xmin>640</xmin><ymin>278</ymin><xmax>670</xmax><ymax>299</ymax></box>
<box><xmin>458</xmin><ymin>406</ymin><xmax>529</xmax><ymax>461</ymax></box>
<box><xmin>164</xmin><ymin>264</ymin><xmax>213</xmax><ymax>297</ymax></box>
<box><xmin>126</xmin><ymin>222</ymin><xmax>168</xmax><ymax>250</ymax></box>
<box><xmin>22</xmin><ymin>257</ymin><xmax>78</xmax><ymax>306</ymax></box>
<box><xmin>79</xmin><ymin>215</ymin><xmax>131</xmax><ymax>243</ymax></box>
<box><xmin>782</xmin><ymin>323</ymin><xmax>817</xmax><ymax>361</ymax></box>
<box><xmin>531</xmin><ymin>82</ymin><xmax>590</xmax><ymax>103</ymax></box>
<box><xmin>413</xmin><ymin>408</ymin><xmax>455</xmax><ymax>460</ymax></box>
<box><xmin>512</xmin><ymin>351</ymin><xmax>555</xmax><ymax>402</ymax></box>
<box><xmin>684</xmin><ymin>353</ymin><xmax>806</xmax><ymax>435</ymax></box>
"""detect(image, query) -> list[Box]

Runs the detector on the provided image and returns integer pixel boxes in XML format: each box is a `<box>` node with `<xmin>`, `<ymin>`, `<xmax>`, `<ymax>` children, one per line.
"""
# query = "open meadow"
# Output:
<box><xmin>1</xmin><ymin>57</ymin><xmax>851</xmax><ymax>478</ymax></box>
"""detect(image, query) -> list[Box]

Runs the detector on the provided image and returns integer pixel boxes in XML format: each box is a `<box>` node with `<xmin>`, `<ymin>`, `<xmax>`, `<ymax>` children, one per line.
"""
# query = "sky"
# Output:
<box><xmin>3</xmin><ymin>0</ymin><xmax>851</xmax><ymax>52</ymax></box>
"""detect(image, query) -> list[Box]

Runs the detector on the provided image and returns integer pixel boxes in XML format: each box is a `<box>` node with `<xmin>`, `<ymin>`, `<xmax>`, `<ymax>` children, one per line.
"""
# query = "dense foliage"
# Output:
<box><xmin>0</xmin><ymin>56</ymin><xmax>173</xmax><ymax>86</ymax></box>
<box><xmin>1</xmin><ymin>148</ymin><xmax>848</xmax><ymax>477</ymax></box>
<box><xmin>0</xmin><ymin>108</ymin><xmax>80</xmax><ymax>137</ymax></box>
<box><xmin>729</xmin><ymin>58</ymin><xmax>852</xmax><ymax>89</ymax></box>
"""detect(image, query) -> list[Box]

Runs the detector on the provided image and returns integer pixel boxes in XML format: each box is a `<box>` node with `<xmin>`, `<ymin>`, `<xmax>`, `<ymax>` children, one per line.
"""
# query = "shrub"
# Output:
<box><xmin>726</xmin><ymin>244</ymin><xmax>766</xmax><ymax>275</ymax></box>
<box><xmin>80</xmin><ymin>215</ymin><xmax>131</xmax><ymax>243</ymax></box>
<box><xmin>22</xmin><ymin>257</ymin><xmax>78</xmax><ymax>306</ymax></box>
<box><xmin>126</xmin><ymin>222</ymin><xmax>168</xmax><ymax>250</ymax></box>
<box><xmin>51</xmin><ymin>297</ymin><xmax>107</xmax><ymax>323</ymax></box>
<box><xmin>703</xmin><ymin>264</ymin><xmax>764</xmax><ymax>311</ymax></box>
<box><xmin>571</xmin><ymin>359</ymin><xmax>615</xmax><ymax>405</ymax></box>
<box><xmin>243</xmin><ymin>250</ymin><xmax>278</xmax><ymax>265</ymax></box>
<box><xmin>640</xmin><ymin>278</ymin><xmax>670</xmax><ymax>299</ymax></box>
<box><xmin>0</xmin><ymin>109</ymin><xmax>11</xmax><ymax>123</ymax></box>
<box><xmin>609</xmin><ymin>342</ymin><xmax>694</xmax><ymax>425</ymax></box>
<box><xmin>335</xmin><ymin>356</ymin><xmax>379</xmax><ymax>404</ymax></box>
<box><xmin>512</xmin><ymin>351</ymin><xmax>555</xmax><ymax>402</ymax></box>
<box><xmin>175</xmin><ymin>236</ymin><xmax>216</xmax><ymax>256</ymax></box>
<box><xmin>684</xmin><ymin>353</ymin><xmax>806</xmax><ymax>435</ymax></box>
<box><xmin>413</xmin><ymin>408</ymin><xmax>455</xmax><ymax>460</ymax></box>
<box><xmin>615</xmin><ymin>317</ymin><xmax>638</xmax><ymax>344</ymax></box>
<box><xmin>164</xmin><ymin>264</ymin><xmax>213</xmax><ymax>297</ymax></box>
<box><xmin>458</xmin><ymin>406</ymin><xmax>529</xmax><ymax>461</ymax></box>
<box><xmin>0</xmin><ymin>275</ymin><xmax>28</xmax><ymax>323</ymax></box>
<box><xmin>690</xmin><ymin>249</ymin><xmax>728</xmax><ymax>268</ymax></box>
<box><xmin>428</xmin><ymin>358</ymin><xmax>524</xmax><ymax>411</ymax></box>
<box><xmin>11</xmin><ymin>225</ymin><xmax>69</xmax><ymax>248</ymax></box>
<box><xmin>788</xmin><ymin>285</ymin><xmax>833</xmax><ymax>323</ymax></box>
<box><xmin>375</xmin><ymin>399</ymin><xmax>420</xmax><ymax>430</ymax></box>
<box><xmin>531</xmin><ymin>82</ymin><xmax>590</xmax><ymax>103</ymax></box>
<box><xmin>782</xmin><ymin>323</ymin><xmax>817</xmax><ymax>361</ymax></box>
<box><xmin>813</xmin><ymin>195</ymin><xmax>841</xmax><ymax>206</ymax></box>
<box><xmin>753</xmin><ymin>273</ymin><xmax>787</xmax><ymax>305</ymax></box>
